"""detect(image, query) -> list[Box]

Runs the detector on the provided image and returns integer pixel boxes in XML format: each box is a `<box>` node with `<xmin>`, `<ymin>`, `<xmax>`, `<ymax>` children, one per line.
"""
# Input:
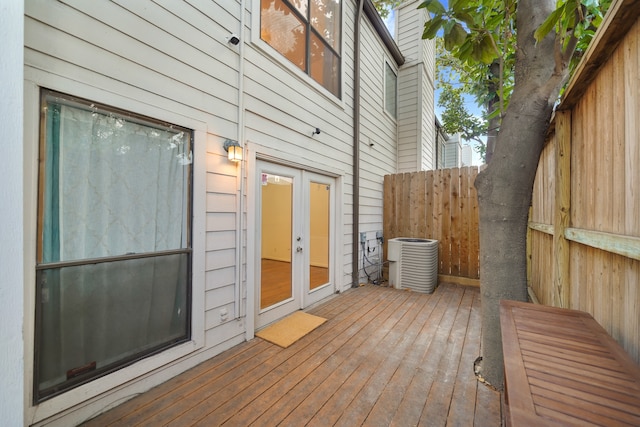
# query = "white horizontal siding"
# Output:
<box><xmin>396</xmin><ymin>5</ymin><xmax>420</xmax><ymax>61</ymax></box>
<box><xmin>206</xmin><ymin>230</ymin><xmax>236</xmax><ymax>251</ymax></box>
<box><xmin>21</xmin><ymin>0</ymin><xmax>434</xmax><ymax>423</ymax></box>
<box><xmin>24</xmin><ymin>0</ymin><xmax>246</xmax><ymax>424</ymax></box>
<box><xmin>421</xmin><ymin>65</ymin><xmax>436</xmax><ymax>170</ymax></box>
<box><xmin>26</xmin><ymin>1</ymin><xmax>240</xmax><ymax>121</ymax></box>
<box><xmin>396</xmin><ymin>1</ymin><xmax>435</xmax><ymax>173</ymax></box>
<box><xmin>205</xmin><ymin>268</ymin><xmax>236</xmax><ymax>291</ymax></box>
<box><xmin>357</xmin><ymin>14</ymin><xmax>398</xmax><ymax>269</ymax></box>
<box><xmin>206</xmin><ymin>212</ymin><xmax>236</xmax><ymax>232</ymax></box>
<box><xmin>397</xmin><ymin>58</ymin><xmax>419</xmax><ymax>172</ymax></box>
<box><xmin>204</xmin><ymin>320</ymin><xmax>247</xmax><ymax>349</ymax></box>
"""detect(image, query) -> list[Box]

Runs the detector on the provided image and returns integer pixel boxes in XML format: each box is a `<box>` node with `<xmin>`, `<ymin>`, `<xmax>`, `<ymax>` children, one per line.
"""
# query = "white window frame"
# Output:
<box><xmin>24</xmin><ymin>81</ymin><xmax>206</xmax><ymax>424</ymax></box>
<box><xmin>384</xmin><ymin>59</ymin><xmax>398</xmax><ymax>120</ymax></box>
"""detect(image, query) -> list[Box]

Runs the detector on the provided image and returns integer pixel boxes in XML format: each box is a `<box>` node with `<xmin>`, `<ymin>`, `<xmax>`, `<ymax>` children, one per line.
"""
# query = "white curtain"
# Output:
<box><xmin>57</xmin><ymin>105</ymin><xmax>188</xmax><ymax>259</ymax></box>
<box><xmin>38</xmin><ymin>102</ymin><xmax>190</xmax><ymax>396</ymax></box>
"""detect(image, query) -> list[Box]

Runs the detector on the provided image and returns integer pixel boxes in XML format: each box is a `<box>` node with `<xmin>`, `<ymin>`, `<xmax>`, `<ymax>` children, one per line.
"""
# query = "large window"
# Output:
<box><xmin>35</xmin><ymin>90</ymin><xmax>192</xmax><ymax>402</ymax></box>
<box><xmin>260</xmin><ymin>0</ymin><xmax>341</xmax><ymax>97</ymax></box>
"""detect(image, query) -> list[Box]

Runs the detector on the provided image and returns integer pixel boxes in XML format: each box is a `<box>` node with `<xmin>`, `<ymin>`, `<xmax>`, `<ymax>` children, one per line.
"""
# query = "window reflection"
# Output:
<box><xmin>261</xmin><ymin>0</ymin><xmax>307</xmax><ymax>70</ymax></box>
<box><xmin>310</xmin><ymin>32</ymin><xmax>339</xmax><ymax>97</ymax></box>
<box><xmin>310</xmin><ymin>0</ymin><xmax>340</xmax><ymax>50</ymax></box>
<box><xmin>260</xmin><ymin>0</ymin><xmax>341</xmax><ymax>97</ymax></box>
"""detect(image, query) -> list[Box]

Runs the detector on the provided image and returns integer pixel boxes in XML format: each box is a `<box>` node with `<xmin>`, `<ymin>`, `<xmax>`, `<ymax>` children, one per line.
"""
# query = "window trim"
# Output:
<box><xmin>384</xmin><ymin>59</ymin><xmax>398</xmax><ymax>120</ymax></box>
<box><xmin>24</xmin><ymin>81</ymin><xmax>207</xmax><ymax>424</ymax></box>
<box><xmin>33</xmin><ymin>88</ymin><xmax>195</xmax><ymax>403</ymax></box>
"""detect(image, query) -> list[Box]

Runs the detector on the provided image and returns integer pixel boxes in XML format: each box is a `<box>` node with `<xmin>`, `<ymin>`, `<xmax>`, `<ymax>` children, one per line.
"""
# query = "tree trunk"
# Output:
<box><xmin>474</xmin><ymin>0</ymin><xmax>570</xmax><ymax>389</ymax></box>
<box><xmin>484</xmin><ymin>61</ymin><xmax>501</xmax><ymax>163</ymax></box>
<box><xmin>484</xmin><ymin>98</ymin><xmax>499</xmax><ymax>164</ymax></box>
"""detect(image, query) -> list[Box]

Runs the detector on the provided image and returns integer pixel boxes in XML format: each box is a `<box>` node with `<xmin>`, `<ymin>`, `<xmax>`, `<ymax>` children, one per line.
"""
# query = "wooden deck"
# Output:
<box><xmin>83</xmin><ymin>283</ymin><xmax>501</xmax><ymax>426</ymax></box>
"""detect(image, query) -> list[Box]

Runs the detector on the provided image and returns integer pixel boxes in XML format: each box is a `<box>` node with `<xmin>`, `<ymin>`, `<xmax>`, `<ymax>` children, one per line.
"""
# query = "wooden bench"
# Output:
<box><xmin>500</xmin><ymin>299</ymin><xmax>640</xmax><ymax>426</ymax></box>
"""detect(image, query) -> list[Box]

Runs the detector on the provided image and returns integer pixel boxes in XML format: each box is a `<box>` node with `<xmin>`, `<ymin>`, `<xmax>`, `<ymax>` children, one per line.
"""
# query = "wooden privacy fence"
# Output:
<box><xmin>528</xmin><ymin>0</ymin><xmax>640</xmax><ymax>364</ymax></box>
<box><xmin>383</xmin><ymin>167</ymin><xmax>480</xmax><ymax>286</ymax></box>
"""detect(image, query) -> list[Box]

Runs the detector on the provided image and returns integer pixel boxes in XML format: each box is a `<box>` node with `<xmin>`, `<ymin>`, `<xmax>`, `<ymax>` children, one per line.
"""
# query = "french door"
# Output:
<box><xmin>256</xmin><ymin>161</ymin><xmax>335</xmax><ymax>328</ymax></box>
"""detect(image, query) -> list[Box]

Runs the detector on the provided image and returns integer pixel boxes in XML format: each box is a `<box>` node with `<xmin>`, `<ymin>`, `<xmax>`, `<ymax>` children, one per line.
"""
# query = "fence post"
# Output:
<box><xmin>553</xmin><ymin>110</ymin><xmax>572</xmax><ymax>308</ymax></box>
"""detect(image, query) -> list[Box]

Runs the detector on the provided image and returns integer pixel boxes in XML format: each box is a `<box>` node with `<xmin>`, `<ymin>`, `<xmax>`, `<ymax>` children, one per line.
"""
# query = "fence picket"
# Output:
<box><xmin>383</xmin><ymin>167</ymin><xmax>481</xmax><ymax>282</ymax></box>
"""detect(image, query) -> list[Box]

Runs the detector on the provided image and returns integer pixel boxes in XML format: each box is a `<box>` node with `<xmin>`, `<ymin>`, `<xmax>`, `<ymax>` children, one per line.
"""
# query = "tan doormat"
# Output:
<box><xmin>256</xmin><ymin>311</ymin><xmax>327</xmax><ymax>348</ymax></box>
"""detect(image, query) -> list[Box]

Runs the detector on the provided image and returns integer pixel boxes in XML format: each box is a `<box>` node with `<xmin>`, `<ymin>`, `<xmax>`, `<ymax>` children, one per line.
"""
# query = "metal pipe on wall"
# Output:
<box><xmin>352</xmin><ymin>0</ymin><xmax>365</xmax><ymax>287</ymax></box>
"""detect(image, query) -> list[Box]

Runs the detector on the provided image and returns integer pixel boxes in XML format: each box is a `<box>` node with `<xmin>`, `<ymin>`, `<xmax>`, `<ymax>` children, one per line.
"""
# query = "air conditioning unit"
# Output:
<box><xmin>387</xmin><ymin>238</ymin><xmax>439</xmax><ymax>293</ymax></box>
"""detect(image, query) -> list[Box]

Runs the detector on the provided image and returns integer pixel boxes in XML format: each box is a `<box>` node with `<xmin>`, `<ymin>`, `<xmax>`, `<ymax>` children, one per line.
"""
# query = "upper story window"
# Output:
<box><xmin>260</xmin><ymin>0</ymin><xmax>341</xmax><ymax>97</ymax></box>
<box><xmin>385</xmin><ymin>62</ymin><xmax>397</xmax><ymax>119</ymax></box>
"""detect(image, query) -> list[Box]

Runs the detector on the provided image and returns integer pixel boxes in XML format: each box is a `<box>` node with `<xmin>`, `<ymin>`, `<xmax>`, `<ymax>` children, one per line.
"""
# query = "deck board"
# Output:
<box><xmin>82</xmin><ymin>283</ymin><xmax>501</xmax><ymax>427</ymax></box>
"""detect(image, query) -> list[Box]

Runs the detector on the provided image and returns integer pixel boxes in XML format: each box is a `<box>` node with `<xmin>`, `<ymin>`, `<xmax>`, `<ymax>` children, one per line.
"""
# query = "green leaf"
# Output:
<box><xmin>486</xmin><ymin>12</ymin><xmax>507</xmax><ymax>29</ymax></box>
<box><xmin>422</xmin><ymin>16</ymin><xmax>444</xmax><ymax>39</ymax></box>
<box><xmin>456</xmin><ymin>39</ymin><xmax>473</xmax><ymax>62</ymax></box>
<box><xmin>444</xmin><ymin>35</ymin><xmax>455</xmax><ymax>51</ymax></box>
<box><xmin>566</xmin><ymin>2</ymin><xmax>577</xmax><ymax>29</ymax></box>
<box><xmin>425</xmin><ymin>0</ymin><xmax>446</xmax><ymax>15</ymax></box>
<box><xmin>445</xmin><ymin>23</ymin><xmax>468</xmax><ymax>50</ymax></box>
<box><xmin>592</xmin><ymin>14</ymin><xmax>603</xmax><ymax>28</ymax></box>
<box><xmin>486</xmin><ymin>107</ymin><xmax>501</xmax><ymax>120</ymax></box>
<box><xmin>452</xmin><ymin>0</ymin><xmax>471</xmax><ymax>9</ymax></box>
<box><xmin>453</xmin><ymin>11</ymin><xmax>476</xmax><ymax>27</ymax></box>
<box><xmin>472</xmin><ymin>34</ymin><xmax>498</xmax><ymax>64</ymax></box>
<box><xmin>443</xmin><ymin>19</ymin><xmax>455</xmax><ymax>34</ymax></box>
<box><xmin>572</xmin><ymin>24</ymin><xmax>584</xmax><ymax>42</ymax></box>
<box><xmin>534</xmin><ymin>5</ymin><xmax>563</xmax><ymax>42</ymax></box>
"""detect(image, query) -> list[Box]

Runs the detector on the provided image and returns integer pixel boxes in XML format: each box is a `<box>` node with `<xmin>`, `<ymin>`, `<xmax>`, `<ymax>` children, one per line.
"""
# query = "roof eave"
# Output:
<box><xmin>363</xmin><ymin>0</ymin><xmax>405</xmax><ymax>66</ymax></box>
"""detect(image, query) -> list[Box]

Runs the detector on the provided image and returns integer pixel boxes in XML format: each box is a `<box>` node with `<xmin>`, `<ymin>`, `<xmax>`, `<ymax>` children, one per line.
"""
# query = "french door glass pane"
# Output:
<box><xmin>260</xmin><ymin>174</ymin><xmax>293</xmax><ymax>309</ymax></box>
<box><xmin>309</xmin><ymin>182</ymin><xmax>329</xmax><ymax>289</ymax></box>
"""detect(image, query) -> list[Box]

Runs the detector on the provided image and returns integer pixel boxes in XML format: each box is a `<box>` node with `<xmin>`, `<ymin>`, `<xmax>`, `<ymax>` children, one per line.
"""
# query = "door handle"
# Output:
<box><xmin>297</xmin><ymin>246</ymin><xmax>303</xmax><ymax>252</ymax></box>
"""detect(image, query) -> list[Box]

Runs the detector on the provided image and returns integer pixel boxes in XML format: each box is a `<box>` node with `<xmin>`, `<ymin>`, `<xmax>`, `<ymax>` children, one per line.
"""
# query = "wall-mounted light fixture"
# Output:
<box><xmin>312</xmin><ymin>128</ymin><xmax>321</xmax><ymax>136</ymax></box>
<box><xmin>223</xmin><ymin>139</ymin><xmax>243</xmax><ymax>162</ymax></box>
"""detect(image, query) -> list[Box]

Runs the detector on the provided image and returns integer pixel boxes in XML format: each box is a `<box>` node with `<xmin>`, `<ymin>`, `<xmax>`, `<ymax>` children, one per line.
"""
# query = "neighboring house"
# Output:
<box><xmin>461</xmin><ymin>144</ymin><xmax>473</xmax><ymax>166</ymax></box>
<box><xmin>396</xmin><ymin>1</ymin><xmax>437</xmax><ymax>172</ymax></box>
<box><xmin>435</xmin><ymin>117</ymin><xmax>449</xmax><ymax>169</ymax></box>
<box><xmin>443</xmin><ymin>133</ymin><xmax>463</xmax><ymax>168</ymax></box>
<box><xmin>1</xmin><ymin>0</ymin><xmax>435</xmax><ymax>425</ymax></box>
<box><xmin>434</xmin><ymin>124</ymin><xmax>475</xmax><ymax>168</ymax></box>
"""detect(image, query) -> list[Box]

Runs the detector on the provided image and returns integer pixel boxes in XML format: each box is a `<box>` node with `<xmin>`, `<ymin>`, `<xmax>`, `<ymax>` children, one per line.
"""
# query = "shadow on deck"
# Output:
<box><xmin>83</xmin><ymin>282</ymin><xmax>501</xmax><ymax>426</ymax></box>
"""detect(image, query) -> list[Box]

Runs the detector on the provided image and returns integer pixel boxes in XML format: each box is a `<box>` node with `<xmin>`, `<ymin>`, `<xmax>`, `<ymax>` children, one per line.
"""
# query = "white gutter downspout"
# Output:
<box><xmin>352</xmin><ymin>0</ymin><xmax>364</xmax><ymax>288</ymax></box>
<box><xmin>235</xmin><ymin>0</ymin><xmax>246</xmax><ymax>318</ymax></box>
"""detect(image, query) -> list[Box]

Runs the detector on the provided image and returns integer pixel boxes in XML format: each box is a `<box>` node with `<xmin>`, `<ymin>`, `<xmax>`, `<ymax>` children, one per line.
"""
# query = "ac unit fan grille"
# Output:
<box><xmin>393</xmin><ymin>239</ymin><xmax>438</xmax><ymax>293</ymax></box>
